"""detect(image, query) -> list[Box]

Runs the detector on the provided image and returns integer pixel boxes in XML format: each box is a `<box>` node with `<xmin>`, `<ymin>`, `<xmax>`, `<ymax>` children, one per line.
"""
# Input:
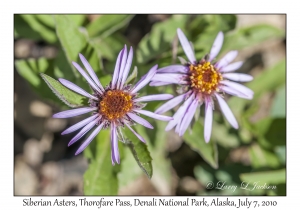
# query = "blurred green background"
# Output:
<box><xmin>14</xmin><ymin>14</ymin><xmax>286</xmax><ymax>196</ymax></box>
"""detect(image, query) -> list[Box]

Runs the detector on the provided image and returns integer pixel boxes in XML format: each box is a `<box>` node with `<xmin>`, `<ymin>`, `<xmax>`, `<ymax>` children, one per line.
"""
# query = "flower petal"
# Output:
<box><xmin>215</xmin><ymin>93</ymin><xmax>238</xmax><ymax>129</ymax></box>
<box><xmin>157</xmin><ymin>65</ymin><xmax>188</xmax><ymax>74</ymax></box>
<box><xmin>219</xmin><ymin>61</ymin><xmax>243</xmax><ymax>72</ymax></box>
<box><xmin>127</xmin><ymin>112</ymin><xmax>154</xmax><ymax>129</ymax></box>
<box><xmin>179</xmin><ymin>99</ymin><xmax>199</xmax><ymax>136</ymax></box>
<box><xmin>204</xmin><ymin>100</ymin><xmax>213</xmax><ymax>143</ymax></box>
<box><xmin>130</xmin><ymin>64</ymin><xmax>158</xmax><ymax>94</ymax></box>
<box><xmin>165</xmin><ymin>94</ymin><xmax>194</xmax><ymax>131</ymax></box>
<box><xmin>72</xmin><ymin>61</ymin><xmax>102</xmax><ymax>93</ymax></box>
<box><xmin>112</xmin><ymin>48</ymin><xmax>124</xmax><ymax>89</ymax></box>
<box><xmin>120</xmin><ymin>46</ymin><xmax>133</xmax><ymax>88</ymax></box>
<box><xmin>149</xmin><ymin>81</ymin><xmax>176</xmax><ymax>86</ymax></box>
<box><xmin>111</xmin><ymin>123</ymin><xmax>120</xmax><ymax>164</ymax></box>
<box><xmin>68</xmin><ymin>116</ymin><xmax>100</xmax><ymax>146</ymax></box>
<box><xmin>220</xmin><ymin>80</ymin><xmax>254</xmax><ymax>99</ymax></box>
<box><xmin>58</xmin><ymin>78</ymin><xmax>98</xmax><ymax>100</ymax></box>
<box><xmin>177</xmin><ymin>28</ymin><xmax>196</xmax><ymax>63</ymax></box>
<box><xmin>155</xmin><ymin>92</ymin><xmax>188</xmax><ymax>114</ymax></box>
<box><xmin>117</xmin><ymin>45</ymin><xmax>128</xmax><ymax>89</ymax></box>
<box><xmin>61</xmin><ymin>114</ymin><xmax>99</xmax><ymax>135</ymax></box>
<box><xmin>215</xmin><ymin>51</ymin><xmax>238</xmax><ymax>68</ymax></box>
<box><xmin>220</xmin><ymin>86</ymin><xmax>252</xmax><ymax>100</ymax></box>
<box><xmin>209</xmin><ymin>31</ymin><xmax>224</xmax><ymax>61</ymax></box>
<box><xmin>125</xmin><ymin>122</ymin><xmax>146</xmax><ymax>143</ymax></box>
<box><xmin>79</xmin><ymin>53</ymin><xmax>105</xmax><ymax>92</ymax></box>
<box><xmin>135</xmin><ymin>94</ymin><xmax>173</xmax><ymax>102</ymax></box>
<box><xmin>222</xmin><ymin>73</ymin><xmax>253</xmax><ymax>82</ymax></box>
<box><xmin>53</xmin><ymin>107</ymin><xmax>97</xmax><ymax>118</ymax></box>
<box><xmin>134</xmin><ymin>109</ymin><xmax>173</xmax><ymax>121</ymax></box>
<box><xmin>75</xmin><ymin>122</ymin><xmax>104</xmax><ymax>155</ymax></box>
<box><xmin>151</xmin><ymin>73</ymin><xmax>187</xmax><ymax>84</ymax></box>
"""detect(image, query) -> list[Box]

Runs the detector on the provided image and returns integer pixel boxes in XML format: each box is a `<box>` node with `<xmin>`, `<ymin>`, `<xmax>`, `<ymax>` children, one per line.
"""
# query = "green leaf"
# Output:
<box><xmin>14</xmin><ymin>14</ymin><xmax>57</xmax><ymax>43</ymax></box>
<box><xmin>184</xmin><ymin>120</ymin><xmax>218</xmax><ymax>169</ymax></box>
<box><xmin>87</xmin><ymin>15</ymin><xmax>134</xmax><ymax>38</ymax></box>
<box><xmin>271</xmin><ymin>85</ymin><xmax>286</xmax><ymax>118</ymax></box>
<box><xmin>40</xmin><ymin>73</ymin><xmax>87</xmax><ymax>107</ymax></box>
<box><xmin>137</xmin><ymin>15</ymin><xmax>188</xmax><ymax>64</ymax></box>
<box><xmin>249</xmin><ymin>144</ymin><xmax>281</xmax><ymax>169</ymax></box>
<box><xmin>54</xmin><ymin>15</ymin><xmax>101</xmax><ymax>80</ymax></box>
<box><xmin>221</xmin><ymin>24</ymin><xmax>284</xmax><ymax>53</ymax></box>
<box><xmin>125</xmin><ymin>66</ymin><xmax>138</xmax><ymax>84</ymax></box>
<box><xmin>123</xmin><ymin>127</ymin><xmax>153</xmax><ymax>179</ymax></box>
<box><xmin>83</xmin><ymin>129</ymin><xmax>121</xmax><ymax>195</ymax></box>
<box><xmin>228</xmin><ymin>60</ymin><xmax>286</xmax><ymax>118</ymax></box>
<box><xmin>240</xmin><ymin>169</ymin><xmax>286</xmax><ymax>185</ymax></box>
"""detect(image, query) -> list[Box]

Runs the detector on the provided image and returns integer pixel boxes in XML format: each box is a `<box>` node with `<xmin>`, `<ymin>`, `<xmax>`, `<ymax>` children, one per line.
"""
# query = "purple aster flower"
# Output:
<box><xmin>150</xmin><ymin>28</ymin><xmax>254</xmax><ymax>143</ymax></box>
<box><xmin>53</xmin><ymin>45</ymin><xmax>173</xmax><ymax>165</ymax></box>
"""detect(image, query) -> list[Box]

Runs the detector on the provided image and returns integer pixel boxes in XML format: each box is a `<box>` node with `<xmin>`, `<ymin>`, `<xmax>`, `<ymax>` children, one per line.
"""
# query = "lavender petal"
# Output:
<box><xmin>165</xmin><ymin>94</ymin><xmax>194</xmax><ymax>131</ymax></box>
<box><xmin>79</xmin><ymin>53</ymin><xmax>105</xmax><ymax>92</ymax></box>
<box><xmin>220</xmin><ymin>80</ymin><xmax>254</xmax><ymax>99</ymax></box>
<box><xmin>61</xmin><ymin>114</ymin><xmax>99</xmax><ymax>135</ymax></box>
<box><xmin>134</xmin><ymin>109</ymin><xmax>173</xmax><ymax>121</ymax></box>
<box><xmin>127</xmin><ymin>112</ymin><xmax>154</xmax><ymax>129</ymax></box>
<box><xmin>120</xmin><ymin>46</ymin><xmax>133</xmax><ymax>88</ymax></box>
<box><xmin>179</xmin><ymin>99</ymin><xmax>198</xmax><ymax>136</ymax></box>
<box><xmin>135</xmin><ymin>94</ymin><xmax>173</xmax><ymax>102</ymax></box>
<box><xmin>53</xmin><ymin>107</ymin><xmax>97</xmax><ymax>118</ymax></box>
<box><xmin>220</xmin><ymin>86</ymin><xmax>252</xmax><ymax>100</ymax></box>
<box><xmin>68</xmin><ymin>116</ymin><xmax>100</xmax><ymax>146</ymax></box>
<box><xmin>125</xmin><ymin>122</ymin><xmax>146</xmax><ymax>143</ymax></box>
<box><xmin>219</xmin><ymin>61</ymin><xmax>243</xmax><ymax>72</ymax></box>
<box><xmin>215</xmin><ymin>93</ymin><xmax>238</xmax><ymax>129</ymax></box>
<box><xmin>117</xmin><ymin>45</ymin><xmax>128</xmax><ymax>89</ymax></box>
<box><xmin>111</xmin><ymin>48</ymin><xmax>124</xmax><ymax>89</ymax></box>
<box><xmin>177</xmin><ymin>28</ymin><xmax>196</xmax><ymax>63</ymax></box>
<box><xmin>111</xmin><ymin>123</ymin><xmax>120</xmax><ymax>164</ymax></box>
<box><xmin>209</xmin><ymin>31</ymin><xmax>224</xmax><ymax>61</ymax></box>
<box><xmin>157</xmin><ymin>65</ymin><xmax>188</xmax><ymax>74</ymax></box>
<box><xmin>75</xmin><ymin>122</ymin><xmax>104</xmax><ymax>155</ymax></box>
<box><xmin>151</xmin><ymin>73</ymin><xmax>186</xmax><ymax>84</ymax></box>
<box><xmin>222</xmin><ymin>73</ymin><xmax>253</xmax><ymax>82</ymax></box>
<box><xmin>72</xmin><ymin>61</ymin><xmax>102</xmax><ymax>93</ymax></box>
<box><xmin>59</xmin><ymin>78</ymin><xmax>98</xmax><ymax>100</ymax></box>
<box><xmin>149</xmin><ymin>81</ymin><xmax>176</xmax><ymax>86</ymax></box>
<box><xmin>155</xmin><ymin>93</ymin><xmax>187</xmax><ymax>114</ymax></box>
<box><xmin>204</xmin><ymin>101</ymin><xmax>213</xmax><ymax>143</ymax></box>
<box><xmin>130</xmin><ymin>64</ymin><xmax>158</xmax><ymax>94</ymax></box>
<box><xmin>215</xmin><ymin>51</ymin><xmax>238</xmax><ymax>68</ymax></box>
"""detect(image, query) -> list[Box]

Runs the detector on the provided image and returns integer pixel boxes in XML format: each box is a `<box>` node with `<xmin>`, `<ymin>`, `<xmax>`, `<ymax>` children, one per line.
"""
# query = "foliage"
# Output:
<box><xmin>14</xmin><ymin>14</ymin><xmax>286</xmax><ymax>195</ymax></box>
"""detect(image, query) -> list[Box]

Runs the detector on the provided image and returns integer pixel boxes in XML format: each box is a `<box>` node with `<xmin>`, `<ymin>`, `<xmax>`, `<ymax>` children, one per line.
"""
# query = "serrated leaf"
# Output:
<box><xmin>125</xmin><ymin>66</ymin><xmax>138</xmax><ymax>84</ymax></box>
<box><xmin>86</xmin><ymin>15</ymin><xmax>134</xmax><ymax>38</ymax></box>
<box><xmin>184</xmin><ymin>120</ymin><xmax>218</xmax><ymax>169</ymax></box>
<box><xmin>40</xmin><ymin>73</ymin><xmax>87</xmax><ymax>107</ymax></box>
<box><xmin>83</xmin><ymin>129</ymin><xmax>120</xmax><ymax>195</ymax></box>
<box><xmin>123</xmin><ymin>127</ymin><xmax>153</xmax><ymax>179</ymax></box>
<box><xmin>240</xmin><ymin>169</ymin><xmax>286</xmax><ymax>185</ymax></box>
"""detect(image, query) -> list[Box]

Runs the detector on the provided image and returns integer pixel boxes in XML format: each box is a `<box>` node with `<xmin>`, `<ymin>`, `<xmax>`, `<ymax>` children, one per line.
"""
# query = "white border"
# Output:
<box><xmin>2</xmin><ymin>0</ymin><xmax>295</xmax><ymax>209</ymax></box>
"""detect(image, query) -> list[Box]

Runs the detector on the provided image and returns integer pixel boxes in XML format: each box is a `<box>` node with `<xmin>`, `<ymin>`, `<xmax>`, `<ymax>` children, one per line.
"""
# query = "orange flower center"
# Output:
<box><xmin>99</xmin><ymin>90</ymin><xmax>133</xmax><ymax>121</ymax></box>
<box><xmin>189</xmin><ymin>62</ymin><xmax>223</xmax><ymax>94</ymax></box>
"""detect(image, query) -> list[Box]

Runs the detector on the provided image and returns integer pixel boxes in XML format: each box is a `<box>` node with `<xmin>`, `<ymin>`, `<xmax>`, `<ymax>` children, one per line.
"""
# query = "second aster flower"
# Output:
<box><xmin>52</xmin><ymin>45</ymin><xmax>173</xmax><ymax>165</ymax></box>
<box><xmin>150</xmin><ymin>28</ymin><xmax>254</xmax><ymax>143</ymax></box>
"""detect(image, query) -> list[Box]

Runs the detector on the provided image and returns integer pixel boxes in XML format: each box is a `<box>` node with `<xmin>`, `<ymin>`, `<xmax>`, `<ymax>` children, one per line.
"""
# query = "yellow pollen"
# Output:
<box><xmin>99</xmin><ymin>90</ymin><xmax>133</xmax><ymax>121</ymax></box>
<box><xmin>189</xmin><ymin>62</ymin><xmax>222</xmax><ymax>94</ymax></box>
